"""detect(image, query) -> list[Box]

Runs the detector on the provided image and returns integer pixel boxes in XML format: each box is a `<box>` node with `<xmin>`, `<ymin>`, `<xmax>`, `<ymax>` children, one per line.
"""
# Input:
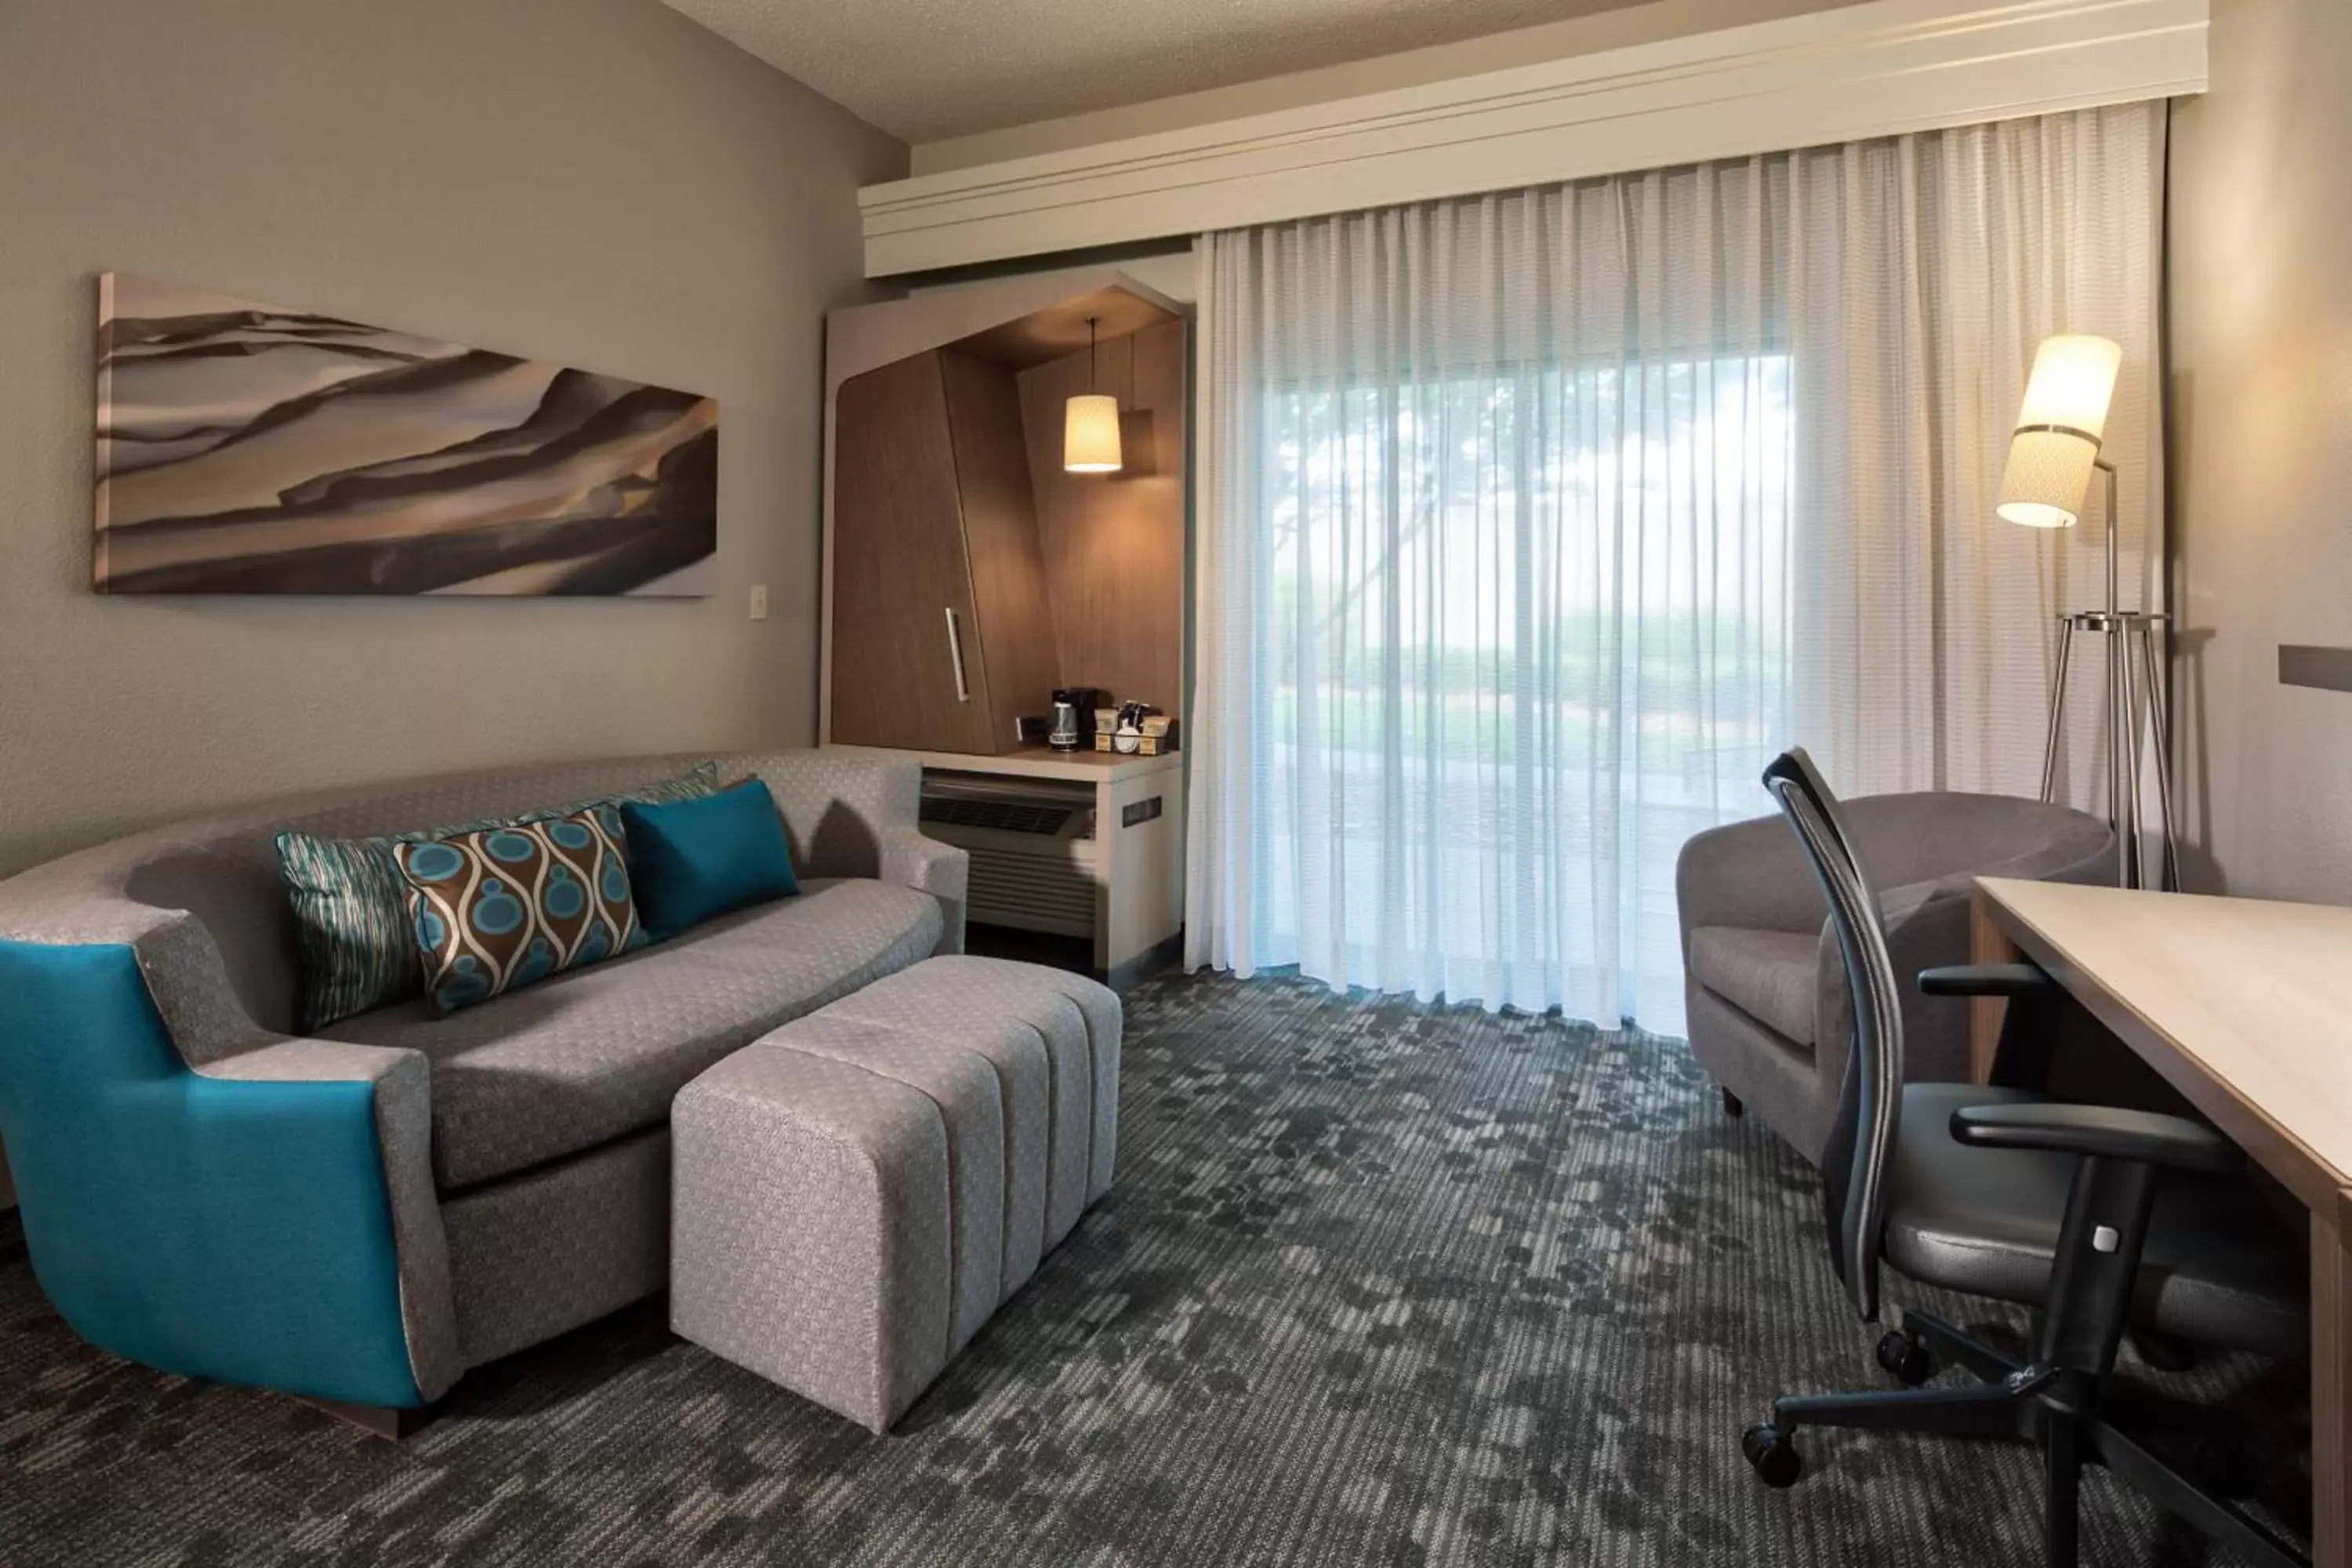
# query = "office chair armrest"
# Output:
<box><xmin>1916</xmin><ymin>962</ymin><xmax>2054</xmax><ymax>997</ymax></box>
<box><xmin>1948</xmin><ymin>1102</ymin><xmax>2243</xmax><ymax>1174</ymax></box>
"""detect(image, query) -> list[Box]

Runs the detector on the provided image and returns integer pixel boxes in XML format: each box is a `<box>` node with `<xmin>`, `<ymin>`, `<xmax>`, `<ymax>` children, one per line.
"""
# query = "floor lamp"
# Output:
<box><xmin>1996</xmin><ymin>334</ymin><xmax>2178</xmax><ymax>891</ymax></box>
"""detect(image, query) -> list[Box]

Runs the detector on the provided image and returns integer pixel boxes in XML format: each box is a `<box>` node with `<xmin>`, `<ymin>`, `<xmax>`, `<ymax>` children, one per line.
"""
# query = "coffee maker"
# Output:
<box><xmin>1047</xmin><ymin>687</ymin><xmax>1101</xmax><ymax>751</ymax></box>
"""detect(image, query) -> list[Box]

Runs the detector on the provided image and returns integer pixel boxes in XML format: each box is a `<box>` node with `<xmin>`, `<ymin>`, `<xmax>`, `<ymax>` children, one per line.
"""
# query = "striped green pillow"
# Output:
<box><xmin>277</xmin><ymin>762</ymin><xmax>719</xmax><ymax>1032</ymax></box>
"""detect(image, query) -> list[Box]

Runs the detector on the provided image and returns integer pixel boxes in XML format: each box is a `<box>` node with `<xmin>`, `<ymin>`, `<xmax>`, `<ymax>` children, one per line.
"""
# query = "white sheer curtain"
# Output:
<box><xmin>1185</xmin><ymin>103</ymin><xmax>2163</xmax><ymax>1033</ymax></box>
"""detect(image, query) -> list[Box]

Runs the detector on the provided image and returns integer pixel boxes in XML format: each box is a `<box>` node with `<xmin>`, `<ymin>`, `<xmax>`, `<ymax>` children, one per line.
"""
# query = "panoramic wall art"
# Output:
<box><xmin>92</xmin><ymin>272</ymin><xmax>718</xmax><ymax>595</ymax></box>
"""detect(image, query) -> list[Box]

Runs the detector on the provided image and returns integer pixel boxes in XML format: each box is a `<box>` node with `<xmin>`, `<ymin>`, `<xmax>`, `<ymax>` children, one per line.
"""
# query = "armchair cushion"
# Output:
<box><xmin>1686</xmin><ymin>925</ymin><xmax>1818</xmax><ymax>1047</ymax></box>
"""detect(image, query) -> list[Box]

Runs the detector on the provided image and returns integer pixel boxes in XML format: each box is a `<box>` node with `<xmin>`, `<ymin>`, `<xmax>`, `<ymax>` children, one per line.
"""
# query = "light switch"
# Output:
<box><xmin>748</xmin><ymin>584</ymin><xmax>768</xmax><ymax>622</ymax></box>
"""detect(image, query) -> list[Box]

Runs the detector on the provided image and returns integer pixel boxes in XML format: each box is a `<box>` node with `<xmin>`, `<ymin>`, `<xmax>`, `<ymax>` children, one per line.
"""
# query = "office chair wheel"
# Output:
<box><xmin>1741</xmin><ymin>1423</ymin><xmax>1804</xmax><ymax>1488</ymax></box>
<box><xmin>1875</xmin><ymin>1329</ymin><xmax>1933</xmax><ymax>1386</ymax></box>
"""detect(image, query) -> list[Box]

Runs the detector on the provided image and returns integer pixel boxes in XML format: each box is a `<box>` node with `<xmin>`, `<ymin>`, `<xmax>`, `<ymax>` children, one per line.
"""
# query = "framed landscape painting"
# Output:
<box><xmin>93</xmin><ymin>273</ymin><xmax>718</xmax><ymax>595</ymax></box>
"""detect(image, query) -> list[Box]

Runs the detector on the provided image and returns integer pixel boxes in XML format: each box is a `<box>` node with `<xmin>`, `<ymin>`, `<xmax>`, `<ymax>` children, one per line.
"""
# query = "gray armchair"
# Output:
<box><xmin>1675</xmin><ymin>789</ymin><xmax>2114</xmax><ymax>1166</ymax></box>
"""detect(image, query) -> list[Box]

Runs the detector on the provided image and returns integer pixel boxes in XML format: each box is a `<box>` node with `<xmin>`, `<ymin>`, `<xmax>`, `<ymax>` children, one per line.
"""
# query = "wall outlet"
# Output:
<box><xmin>748</xmin><ymin>584</ymin><xmax>768</xmax><ymax>622</ymax></box>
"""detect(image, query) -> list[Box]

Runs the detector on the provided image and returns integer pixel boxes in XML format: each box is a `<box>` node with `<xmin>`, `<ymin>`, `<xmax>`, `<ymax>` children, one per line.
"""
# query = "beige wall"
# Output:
<box><xmin>2167</xmin><ymin>0</ymin><xmax>2352</xmax><ymax>900</ymax></box>
<box><xmin>909</xmin><ymin>0</ymin><xmax>1856</xmax><ymax>176</ymax></box>
<box><xmin>0</xmin><ymin>0</ymin><xmax>905</xmax><ymax>877</ymax></box>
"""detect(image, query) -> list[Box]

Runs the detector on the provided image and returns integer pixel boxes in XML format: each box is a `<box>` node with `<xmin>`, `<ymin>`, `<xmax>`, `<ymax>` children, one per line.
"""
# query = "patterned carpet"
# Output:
<box><xmin>0</xmin><ymin>968</ymin><xmax>2308</xmax><ymax>1567</ymax></box>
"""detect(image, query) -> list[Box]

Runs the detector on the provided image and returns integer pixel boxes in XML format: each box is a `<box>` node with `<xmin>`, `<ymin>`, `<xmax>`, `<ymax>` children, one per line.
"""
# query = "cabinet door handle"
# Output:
<box><xmin>944</xmin><ymin>607</ymin><xmax>971</xmax><ymax>703</ymax></box>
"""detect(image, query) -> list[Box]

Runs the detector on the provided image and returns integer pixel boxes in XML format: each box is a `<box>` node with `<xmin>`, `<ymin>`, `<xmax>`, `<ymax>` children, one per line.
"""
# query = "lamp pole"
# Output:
<box><xmin>2004</xmin><ymin>334</ymin><xmax>2178</xmax><ymax>891</ymax></box>
<box><xmin>2034</xmin><ymin>459</ymin><xmax>2178</xmax><ymax>890</ymax></box>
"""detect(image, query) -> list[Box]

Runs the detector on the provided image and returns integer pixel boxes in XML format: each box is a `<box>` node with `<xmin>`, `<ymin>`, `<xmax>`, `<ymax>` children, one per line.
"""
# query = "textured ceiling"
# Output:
<box><xmin>662</xmin><ymin>0</ymin><xmax>1632</xmax><ymax>146</ymax></box>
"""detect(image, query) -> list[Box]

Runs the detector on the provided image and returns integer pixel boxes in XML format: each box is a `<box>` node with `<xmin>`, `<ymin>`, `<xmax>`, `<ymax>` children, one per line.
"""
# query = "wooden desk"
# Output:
<box><xmin>1972</xmin><ymin>877</ymin><xmax>2352</xmax><ymax>1566</ymax></box>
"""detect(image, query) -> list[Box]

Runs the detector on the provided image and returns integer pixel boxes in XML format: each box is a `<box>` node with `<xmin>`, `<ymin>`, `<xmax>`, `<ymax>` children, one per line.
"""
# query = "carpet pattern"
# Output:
<box><xmin>0</xmin><ymin>969</ymin><xmax>2307</xmax><ymax>1566</ymax></box>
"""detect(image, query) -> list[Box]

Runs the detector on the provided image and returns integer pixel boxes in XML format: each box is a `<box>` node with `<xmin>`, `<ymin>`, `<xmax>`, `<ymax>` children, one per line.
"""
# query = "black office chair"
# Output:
<box><xmin>1740</xmin><ymin>747</ymin><xmax>2310</xmax><ymax>1568</ymax></box>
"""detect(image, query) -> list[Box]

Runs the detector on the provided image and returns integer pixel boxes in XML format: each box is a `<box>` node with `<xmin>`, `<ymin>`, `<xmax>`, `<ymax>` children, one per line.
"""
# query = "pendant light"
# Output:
<box><xmin>1062</xmin><ymin>315</ymin><xmax>1122</xmax><ymax>474</ymax></box>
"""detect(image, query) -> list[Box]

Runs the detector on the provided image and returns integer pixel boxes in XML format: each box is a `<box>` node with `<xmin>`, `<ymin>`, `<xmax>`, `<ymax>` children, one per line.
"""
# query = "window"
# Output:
<box><xmin>1246</xmin><ymin>353</ymin><xmax>1794</xmax><ymax>1022</ymax></box>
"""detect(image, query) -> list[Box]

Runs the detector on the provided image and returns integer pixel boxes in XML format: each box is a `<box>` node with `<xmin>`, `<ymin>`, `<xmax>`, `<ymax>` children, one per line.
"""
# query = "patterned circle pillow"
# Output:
<box><xmin>394</xmin><ymin>806</ymin><xmax>644</xmax><ymax>1014</ymax></box>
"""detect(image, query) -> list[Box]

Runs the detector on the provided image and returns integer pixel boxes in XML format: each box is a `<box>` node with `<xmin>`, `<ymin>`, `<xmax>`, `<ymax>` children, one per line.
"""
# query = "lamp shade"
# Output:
<box><xmin>1996</xmin><ymin>334</ymin><xmax>2122</xmax><ymax>528</ymax></box>
<box><xmin>1064</xmin><ymin>393</ymin><xmax>1123</xmax><ymax>473</ymax></box>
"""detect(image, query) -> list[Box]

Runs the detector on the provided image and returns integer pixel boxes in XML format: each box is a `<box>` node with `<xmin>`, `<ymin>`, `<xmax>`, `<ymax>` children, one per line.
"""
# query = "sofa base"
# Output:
<box><xmin>441</xmin><ymin>1127</ymin><xmax>672</xmax><ymax>1370</ymax></box>
<box><xmin>1686</xmin><ymin>978</ymin><xmax>1828</xmax><ymax>1165</ymax></box>
<box><xmin>306</xmin><ymin>1396</ymin><xmax>430</xmax><ymax>1441</ymax></box>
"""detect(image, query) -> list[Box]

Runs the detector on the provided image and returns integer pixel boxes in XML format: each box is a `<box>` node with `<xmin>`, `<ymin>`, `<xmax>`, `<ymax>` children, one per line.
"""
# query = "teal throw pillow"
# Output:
<box><xmin>277</xmin><ymin>761</ymin><xmax>717</xmax><ymax>1029</ymax></box>
<box><xmin>620</xmin><ymin>779</ymin><xmax>799</xmax><ymax>943</ymax></box>
<box><xmin>396</xmin><ymin>806</ymin><xmax>643</xmax><ymax>1014</ymax></box>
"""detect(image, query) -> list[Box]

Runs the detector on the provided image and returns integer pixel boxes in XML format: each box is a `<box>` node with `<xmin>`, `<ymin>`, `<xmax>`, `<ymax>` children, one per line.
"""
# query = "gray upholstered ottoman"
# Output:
<box><xmin>669</xmin><ymin>956</ymin><xmax>1120</xmax><ymax>1432</ymax></box>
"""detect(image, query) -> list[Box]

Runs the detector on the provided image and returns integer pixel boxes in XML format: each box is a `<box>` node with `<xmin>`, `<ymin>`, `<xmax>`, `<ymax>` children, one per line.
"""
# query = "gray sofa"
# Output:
<box><xmin>0</xmin><ymin>750</ymin><xmax>967</xmax><ymax>1414</ymax></box>
<box><xmin>1675</xmin><ymin>790</ymin><xmax>2113</xmax><ymax>1166</ymax></box>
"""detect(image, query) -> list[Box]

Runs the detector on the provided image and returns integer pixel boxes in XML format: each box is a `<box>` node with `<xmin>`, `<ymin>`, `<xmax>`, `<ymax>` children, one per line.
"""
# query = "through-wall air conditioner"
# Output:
<box><xmin>917</xmin><ymin>772</ymin><xmax>1099</xmax><ymax>939</ymax></box>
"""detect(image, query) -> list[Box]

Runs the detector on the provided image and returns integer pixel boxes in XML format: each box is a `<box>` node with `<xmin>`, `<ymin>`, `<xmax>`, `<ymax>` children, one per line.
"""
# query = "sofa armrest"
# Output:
<box><xmin>0</xmin><ymin>938</ymin><xmax>462</xmax><ymax>1406</ymax></box>
<box><xmin>198</xmin><ymin>1036</ymin><xmax>463</xmax><ymax>1398</ymax></box>
<box><xmin>1675</xmin><ymin>813</ymin><xmax>1829</xmax><ymax>947</ymax></box>
<box><xmin>735</xmin><ymin>751</ymin><xmax>923</xmax><ymax>882</ymax></box>
<box><xmin>878</xmin><ymin>825</ymin><xmax>969</xmax><ymax>956</ymax></box>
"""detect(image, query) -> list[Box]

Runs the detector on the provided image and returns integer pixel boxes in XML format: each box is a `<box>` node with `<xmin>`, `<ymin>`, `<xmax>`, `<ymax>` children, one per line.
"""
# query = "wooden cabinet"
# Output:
<box><xmin>823</xmin><ymin>270</ymin><xmax>1187</xmax><ymax>761</ymax></box>
<box><xmin>829</xmin><ymin>350</ymin><xmax>1056</xmax><ymax>753</ymax></box>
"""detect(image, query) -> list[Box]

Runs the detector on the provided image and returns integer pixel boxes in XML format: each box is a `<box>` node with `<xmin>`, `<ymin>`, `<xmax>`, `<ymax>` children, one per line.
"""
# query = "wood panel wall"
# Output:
<box><xmin>1014</xmin><ymin>318</ymin><xmax>1188</xmax><ymax>716</ymax></box>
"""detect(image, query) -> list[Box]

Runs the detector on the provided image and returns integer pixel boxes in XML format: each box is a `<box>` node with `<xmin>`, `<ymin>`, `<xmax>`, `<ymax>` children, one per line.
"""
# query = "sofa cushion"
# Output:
<box><xmin>1686</xmin><ymin>925</ymin><xmax>1818</xmax><ymax>1047</ymax></box>
<box><xmin>325</xmin><ymin>877</ymin><xmax>942</xmax><ymax>1190</ymax></box>
<box><xmin>278</xmin><ymin>762</ymin><xmax>718</xmax><ymax>1033</ymax></box>
<box><xmin>397</xmin><ymin>808</ymin><xmax>645</xmax><ymax>1014</ymax></box>
<box><xmin>622</xmin><ymin>781</ymin><xmax>799</xmax><ymax>943</ymax></box>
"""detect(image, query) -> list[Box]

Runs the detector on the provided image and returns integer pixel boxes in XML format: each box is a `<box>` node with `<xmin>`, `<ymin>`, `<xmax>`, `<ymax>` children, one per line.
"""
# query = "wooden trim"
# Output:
<box><xmin>1965</xmin><ymin>891</ymin><xmax>2020</xmax><ymax>1084</ymax></box>
<box><xmin>858</xmin><ymin>0</ymin><xmax>2208</xmax><ymax>276</ymax></box>
<box><xmin>2318</xmin><ymin>1203</ymin><xmax>2350</xmax><ymax>1568</ymax></box>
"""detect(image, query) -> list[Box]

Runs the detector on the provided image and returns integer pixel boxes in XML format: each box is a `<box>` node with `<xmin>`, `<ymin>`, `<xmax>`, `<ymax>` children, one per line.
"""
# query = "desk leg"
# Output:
<box><xmin>2319</xmin><ymin>1201</ymin><xmax>2350</xmax><ymax>1568</ymax></box>
<box><xmin>1967</xmin><ymin>891</ymin><xmax>2020</xmax><ymax>1085</ymax></box>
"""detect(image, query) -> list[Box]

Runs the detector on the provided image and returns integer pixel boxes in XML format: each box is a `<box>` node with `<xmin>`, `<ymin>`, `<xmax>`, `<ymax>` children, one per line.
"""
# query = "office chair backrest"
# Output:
<box><xmin>1762</xmin><ymin>747</ymin><xmax>1904</xmax><ymax>1322</ymax></box>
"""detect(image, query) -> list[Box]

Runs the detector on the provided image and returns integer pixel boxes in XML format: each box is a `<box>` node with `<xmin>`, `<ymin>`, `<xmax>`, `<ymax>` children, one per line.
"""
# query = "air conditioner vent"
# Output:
<box><xmin>920</xmin><ymin>797</ymin><xmax>1076</xmax><ymax>836</ymax></box>
<box><xmin>919</xmin><ymin>771</ymin><xmax>1101</xmax><ymax>942</ymax></box>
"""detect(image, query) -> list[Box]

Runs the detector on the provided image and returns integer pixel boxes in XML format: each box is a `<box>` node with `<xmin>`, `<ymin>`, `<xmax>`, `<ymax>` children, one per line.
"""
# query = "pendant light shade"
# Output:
<box><xmin>1064</xmin><ymin>394</ymin><xmax>1122</xmax><ymax>473</ymax></box>
<box><xmin>1063</xmin><ymin>315</ymin><xmax>1122</xmax><ymax>474</ymax></box>
<box><xmin>1996</xmin><ymin>334</ymin><xmax>2122</xmax><ymax>529</ymax></box>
